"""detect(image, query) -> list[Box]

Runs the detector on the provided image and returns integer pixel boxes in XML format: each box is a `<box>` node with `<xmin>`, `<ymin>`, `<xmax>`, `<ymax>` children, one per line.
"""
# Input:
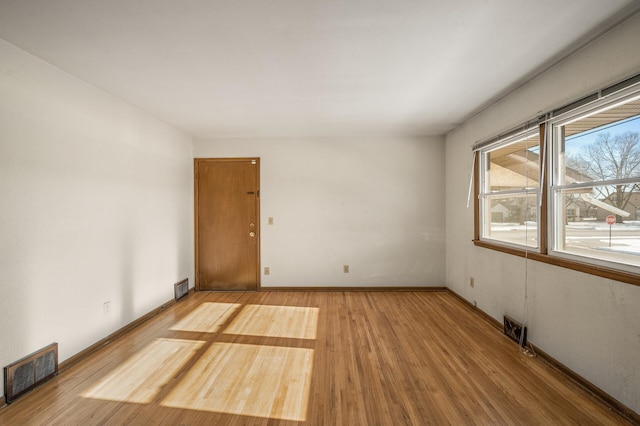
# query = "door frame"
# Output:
<box><xmin>194</xmin><ymin>157</ymin><xmax>261</xmax><ymax>291</ymax></box>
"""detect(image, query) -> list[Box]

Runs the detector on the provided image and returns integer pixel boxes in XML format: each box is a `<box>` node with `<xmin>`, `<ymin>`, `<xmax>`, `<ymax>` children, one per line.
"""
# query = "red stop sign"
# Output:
<box><xmin>606</xmin><ymin>215</ymin><xmax>616</xmax><ymax>225</ymax></box>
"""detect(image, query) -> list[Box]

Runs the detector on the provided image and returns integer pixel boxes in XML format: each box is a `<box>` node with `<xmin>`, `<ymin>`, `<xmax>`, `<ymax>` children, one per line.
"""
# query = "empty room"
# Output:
<box><xmin>1</xmin><ymin>1</ymin><xmax>639</xmax><ymax>424</ymax></box>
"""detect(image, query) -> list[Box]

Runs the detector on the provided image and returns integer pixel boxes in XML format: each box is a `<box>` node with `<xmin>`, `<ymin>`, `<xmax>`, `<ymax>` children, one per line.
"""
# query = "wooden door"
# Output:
<box><xmin>195</xmin><ymin>158</ymin><xmax>260</xmax><ymax>291</ymax></box>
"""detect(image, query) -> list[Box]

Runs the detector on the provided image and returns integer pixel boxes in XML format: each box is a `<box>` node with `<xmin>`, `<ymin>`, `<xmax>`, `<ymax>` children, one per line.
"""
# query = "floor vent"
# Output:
<box><xmin>504</xmin><ymin>316</ymin><xmax>527</xmax><ymax>347</ymax></box>
<box><xmin>174</xmin><ymin>278</ymin><xmax>190</xmax><ymax>301</ymax></box>
<box><xmin>4</xmin><ymin>343</ymin><xmax>58</xmax><ymax>404</ymax></box>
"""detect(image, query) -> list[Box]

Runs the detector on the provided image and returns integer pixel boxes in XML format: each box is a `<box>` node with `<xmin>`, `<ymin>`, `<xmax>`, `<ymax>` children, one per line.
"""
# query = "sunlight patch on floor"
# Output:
<box><xmin>224</xmin><ymin>304</ymin><xmax>319</xmax><ymax>339</ymax></box>
<box><xmin>161</xmin><ymin>342</ymin><xmax>314</xmax><ymax>421</ymax></box>
<box><xmin>81</xmin><ymin>338</ymin><xmax>204</xmax><ymax>404</ymax></box>
<box><xmin>169</xmin><ymin>302</ymin><xmax>241</xmax><ymax>333</ymax></box>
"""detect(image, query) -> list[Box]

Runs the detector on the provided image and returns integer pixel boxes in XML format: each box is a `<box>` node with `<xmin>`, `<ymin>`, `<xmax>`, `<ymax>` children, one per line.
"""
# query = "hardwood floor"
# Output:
<box><xmin>0</xmin><ymin>291</ymin><xmax>631</xmax><ymax>425</ymax></box>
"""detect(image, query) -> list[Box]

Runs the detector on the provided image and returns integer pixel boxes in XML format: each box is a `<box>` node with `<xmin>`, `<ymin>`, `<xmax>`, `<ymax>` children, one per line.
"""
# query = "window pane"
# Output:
<box><xmin>554</xmin><ymin>187</ymin><xmax>640</xmax><ymax>267</ymax></box>
<box><xmin>482</xmin><ymin>193</ymin><xmax>538</xmax><ymax>248</ymax></box>
<box><xmin>558</xmin><ymin>98</ymin><xmax>640</xmax><ymax>185</ymax></box>
<box><xmin>486</xmin><ymin>133</ymin><xmax>540</xmax><ymax>192</ymax></box>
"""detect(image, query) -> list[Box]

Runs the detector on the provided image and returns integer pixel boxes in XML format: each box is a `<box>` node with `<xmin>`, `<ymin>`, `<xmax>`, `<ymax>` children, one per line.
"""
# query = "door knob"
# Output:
<box><xmin>249</xmin><ymin>231</ymin><xmax>256</xmax><ymax>237</ymax></box>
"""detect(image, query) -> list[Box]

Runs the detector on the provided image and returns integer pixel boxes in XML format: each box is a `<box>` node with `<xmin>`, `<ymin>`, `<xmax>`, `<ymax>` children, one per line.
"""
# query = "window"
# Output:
<box><xmin>473</xmin><ymin>71</ymin><xmax>640</xmax><ymax>286</ymax></box>
<box><xmin>550</xmin><ymin>89</ymin><xmax>640</xmax><ymax>271</ymax></box>
<box><xmin>478</xmin><ymin>129</ymin><xmax>541</xmax><ymax>248</ymax></box>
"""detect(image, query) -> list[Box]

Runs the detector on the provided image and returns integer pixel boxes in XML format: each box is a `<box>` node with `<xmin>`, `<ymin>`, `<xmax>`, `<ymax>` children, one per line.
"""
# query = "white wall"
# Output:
<box><xmin>195</xmin><ymin>136</ymin><xmax>445</xmax><ymax>288</ymax></box>
<box><xmin>446</xmin><ymin>13</ymin><xmax>640</xmax><ymax>413</ymax></box>
<box><xmin>0</xmin><ymin>40</ymin><xmax>194</xmax><ymax>401</ymax></box>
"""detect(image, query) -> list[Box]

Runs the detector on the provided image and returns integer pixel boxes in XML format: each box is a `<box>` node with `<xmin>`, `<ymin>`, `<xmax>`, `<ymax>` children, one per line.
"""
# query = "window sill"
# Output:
<box><xmin>472</xmin><ymin>239</ymin><xmax>640</xmax><ymax>287</ymax></box>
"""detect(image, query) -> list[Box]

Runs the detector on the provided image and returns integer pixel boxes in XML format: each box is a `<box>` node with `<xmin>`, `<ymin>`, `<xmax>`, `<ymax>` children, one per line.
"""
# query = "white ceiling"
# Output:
<box><xmin>0</xmin><ymin>1</ymin><xmax>638</xmax><ymax>139</ymax></box>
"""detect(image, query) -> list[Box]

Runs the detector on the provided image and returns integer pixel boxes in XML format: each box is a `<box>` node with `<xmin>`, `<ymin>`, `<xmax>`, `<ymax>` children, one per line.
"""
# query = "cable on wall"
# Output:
<box><xmin>520</xmin><ymin>120</ymin><xmax>538</xmax><ymax>358</ymax></box>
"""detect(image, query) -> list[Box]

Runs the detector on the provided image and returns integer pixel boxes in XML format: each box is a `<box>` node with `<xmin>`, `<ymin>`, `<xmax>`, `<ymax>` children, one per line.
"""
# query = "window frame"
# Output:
<box><xmin>473</xmin><ymin>73</ymin><xmax>640</xmax><ymax>287</ymax></box>
<box><xmin>476</xmin><ymin>128</ymin><xmax>542</xmax><ymax>250</ymax></box>
<box><xmin>547</xmin><ymin>87</ymin><xmax>640</xmax><ymax>275</ymax></box>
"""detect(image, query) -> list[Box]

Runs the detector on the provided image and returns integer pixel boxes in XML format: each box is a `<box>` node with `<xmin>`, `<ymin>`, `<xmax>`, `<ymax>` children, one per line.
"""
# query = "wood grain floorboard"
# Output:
<box><xmin>0</xmin><ymin>291</ymin><xmax>631</xmax><ymax>425</ymax></box>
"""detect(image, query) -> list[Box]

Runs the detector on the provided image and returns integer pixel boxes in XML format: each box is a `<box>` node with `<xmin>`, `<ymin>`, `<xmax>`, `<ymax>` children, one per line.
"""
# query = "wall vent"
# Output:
<box><xmin>503</xmin><ymin>316</ymin><xmax>527</xmax><ymax>347</ymax></box>
<box><xmin>4</xmin><ymin>343</ymin><xmax>58</xmax><ymax>404</ymax></box>
<box><xmin>174</xmin><ymin>278</ymin><xmax>190</xmax><ymax>301</ymax></box>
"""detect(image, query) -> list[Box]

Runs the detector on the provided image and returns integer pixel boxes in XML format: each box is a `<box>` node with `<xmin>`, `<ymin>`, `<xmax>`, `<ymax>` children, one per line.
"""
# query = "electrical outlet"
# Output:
<box><xmin>264</xmin><ymin>266</ymin><xmax>270</xmax><ymax>275</ymax></box>
<box><xmin>103</xmin><ymin>301</ymin><xmax>111</xmax><ymax>316</ymax></box>
<box><xmin>343</xmin><ymin>265</ymin><xmax>349</xmax><ymax>273</ymax></box>
<box><xmin>470</xmin><ymin>277</ymin><xmax>475</xmax><ymax>288</ymax></box>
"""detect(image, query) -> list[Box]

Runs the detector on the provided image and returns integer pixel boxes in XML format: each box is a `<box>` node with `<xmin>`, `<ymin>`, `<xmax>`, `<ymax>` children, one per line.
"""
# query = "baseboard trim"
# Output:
<box><xmin>533</xmin><ymin>345</ymin><xmax>640</xmax><ymax>425</ymax></box>
<box><xmin>446</xmin><ymin>288</ymin><xmax>639</xmax><ymax>424</ymax></box>
<box><xmin>260</xmin><ymin>286</ymin><xmax>447</xmax><ymax>292</ymax></box>
<box><xmin>1</xmin><ymin>294</ymin><xmax>184</xmax><ymax>409</ymax></box>
<box><xmin>446</xmin><ymin>288</ymin><xmax>502</xmax><ymax>330</ymax></box>
<box><xmin>58</xmin><ymin>293</ymin><xmax>186</xmax><ymax>373</ymax></box>
<box><xmin>12</xmin><ymin>287</ymin><xmax>636</xmax><ymax>423</ymax></box>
